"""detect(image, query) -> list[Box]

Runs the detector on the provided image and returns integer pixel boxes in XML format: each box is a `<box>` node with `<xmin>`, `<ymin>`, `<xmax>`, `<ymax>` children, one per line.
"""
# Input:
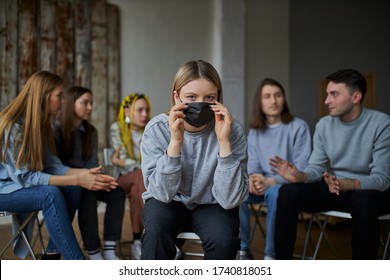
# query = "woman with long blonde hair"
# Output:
<box><xmin>0</xmin><ymin>71</ymin><xmax>117</xmax><ymax>260</ymax></box>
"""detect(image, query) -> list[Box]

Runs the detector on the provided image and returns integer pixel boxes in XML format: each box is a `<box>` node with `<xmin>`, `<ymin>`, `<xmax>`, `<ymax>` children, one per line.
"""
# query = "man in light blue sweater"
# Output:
<box><xmin>271</xmin><ymin>69</ymin><xmax>390</xmax><ymax>259</ymax></box>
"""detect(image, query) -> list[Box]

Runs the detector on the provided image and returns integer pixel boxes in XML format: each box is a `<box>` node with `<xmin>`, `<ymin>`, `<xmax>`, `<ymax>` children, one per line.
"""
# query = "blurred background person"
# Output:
<box><xmin>54</xmin><ymin>86</ymin><xmax>125</xmax><ymax>260</ymax></box>
<box><xmin>110</xmin><ymin>93</ymin><xmax>151</xmax><ymax>260</ymax></box>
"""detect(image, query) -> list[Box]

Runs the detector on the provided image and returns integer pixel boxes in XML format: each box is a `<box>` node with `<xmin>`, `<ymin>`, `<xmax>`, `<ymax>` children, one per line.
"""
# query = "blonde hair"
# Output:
<box><xmin>170</xmin><ymin>60</ymin><xmax>223</xmax><ymax>107</ymax></box>
<box><xmin>117</xmin><ymin>93</ymin><xmax>151</xmax><ymax>159</ymax></box>
<box><xmin>0</xmin><ymin>71</ymin><xmax>63</xmax><ymax>170</ymax></box>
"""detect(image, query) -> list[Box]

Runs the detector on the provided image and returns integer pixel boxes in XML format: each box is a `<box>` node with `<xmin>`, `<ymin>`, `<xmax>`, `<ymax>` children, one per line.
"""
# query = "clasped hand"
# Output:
<box><xmin>323</xmin><ymin>172</ymin><xmax>341</xmax><ymax>195</ymax></box>
<box><xmin>249</xmin><ymin>174</ymin><xmax>269</xmax><ymax>196</ymax></box>
<box><xmin>78</xmin><ymin>167</ymin><xmax>118</xmax><ymax>192</ymax></box>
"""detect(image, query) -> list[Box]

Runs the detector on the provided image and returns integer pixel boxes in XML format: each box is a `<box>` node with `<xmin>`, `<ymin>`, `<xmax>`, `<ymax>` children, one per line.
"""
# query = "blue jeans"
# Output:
<box><xmin>239</xmin><ymin>184</ymin><xmax>281</xmax><ymax>258</ymax></box>
<box><xmin>77</xmin><ymin>187</ymin><xmax>125</xmax><ymax>252</ymax></box>
<box><xmin>0</xmin><ymin>185</ymin><xmax>84</xmax><ymax>259</ymax></box>
<box><xmin>141</xmin><ymin>198</ymin><xmax>240</xmax><ymax>260</ymax></box>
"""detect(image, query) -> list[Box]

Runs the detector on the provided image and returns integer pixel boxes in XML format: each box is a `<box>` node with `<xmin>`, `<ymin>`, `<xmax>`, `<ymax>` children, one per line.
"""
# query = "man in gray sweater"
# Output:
<box><xmin>270</xmin><ymin>69</ymin><xmax>390</xmax><ymax>259</ymax></box>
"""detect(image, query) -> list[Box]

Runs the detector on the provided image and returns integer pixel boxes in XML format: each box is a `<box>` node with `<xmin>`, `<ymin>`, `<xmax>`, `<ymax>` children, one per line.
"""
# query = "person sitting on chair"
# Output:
<box><xmin>109</xmin><ymin>93</ymin><xmax>151</xmax><ymax>260</ymax></box>
<box><xmin>239</xmin><ymin>78</ymin><xmax>311</xmax><ymax>260</ymax></box>
<box><xmin>270</xmin><ymin>69</ymin><xmax>390</xmax><ymax>260</ymax></box>
<box><xmin>0</xmin><ymin>71</ymin><xmax>117</xmax><ymax>260</ymax></box>
<box><xmin>140</xmin><ymin>59</ymin><xmax>249</xmax><ymax>260</ymax></box>
<box><xmin>53</xmin><ymin>86</ymin><xmax>125</xmax><ymax>260</ymax></box>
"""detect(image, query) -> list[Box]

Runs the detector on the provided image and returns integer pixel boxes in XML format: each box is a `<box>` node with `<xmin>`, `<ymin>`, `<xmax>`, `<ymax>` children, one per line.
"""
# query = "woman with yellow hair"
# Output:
<box><xmin>110</xmin><ymin>93</ymin><xmax>151</xmax><ymax>260</ymax></box>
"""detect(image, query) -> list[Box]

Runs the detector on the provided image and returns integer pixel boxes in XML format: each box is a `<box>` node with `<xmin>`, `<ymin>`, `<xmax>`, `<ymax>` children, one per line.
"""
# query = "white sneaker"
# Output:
<box><xmin>131</xmin><ymin>239</ymin><xmax>142</xmax><ymax>260</ymax></box>
<box><xmin>103</xmin><ymin>250</ymin><xmax>120</xmax><ymax>260</ymax></box>
<box><xmin>264</xmin><ymin>255</ymin><xmax>275</xmax><ymax>260</ymax></box>
<box><xmin>88</xmin><ymin>252</ymin><xmax>104</xmax><ymax>260</ymax></box>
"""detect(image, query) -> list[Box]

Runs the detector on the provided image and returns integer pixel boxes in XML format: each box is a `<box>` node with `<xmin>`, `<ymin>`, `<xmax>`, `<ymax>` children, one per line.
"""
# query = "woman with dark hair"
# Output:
<box><xmin>0</xmin><ymin>71</ymin><xmax>117</xmax><ymax>260</ymax></box>
<box><xmin>54</xmin><ymin>86</ymin><xmax>125</xmax><ymax>260</ymax></box>
<box><xmin>239</xmin><ymin>78</ymin><xmax>311</xmax><ymax>260</ymax></box>
<box><xmin>140</xmin><ymin>60</ymin><xmax>249</xmax><ymax>260</ymax></box>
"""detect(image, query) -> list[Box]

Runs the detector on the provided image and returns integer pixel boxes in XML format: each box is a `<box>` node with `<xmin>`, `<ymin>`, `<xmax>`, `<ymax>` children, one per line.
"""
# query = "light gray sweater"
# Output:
<box><xmin>141</xmin><ymin>113</ymin><xmax>249</xmax><ymax>210</ymax></box>
<box><xmin>247</xmin><ymin>117</ymin><xmax>311</xmax><ymax>183</ymax></box>
<box><xmin>305</xmin><ymin>108</ymin><xmax>390</xmax><ymax>191</ymax></box>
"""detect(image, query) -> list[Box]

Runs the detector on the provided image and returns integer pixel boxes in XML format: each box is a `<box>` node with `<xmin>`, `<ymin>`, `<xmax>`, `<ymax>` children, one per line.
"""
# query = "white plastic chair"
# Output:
<box><xmin>177</xmin><ymin>232</ymin><xmax>204</xmax><ymax>257</ymax></box>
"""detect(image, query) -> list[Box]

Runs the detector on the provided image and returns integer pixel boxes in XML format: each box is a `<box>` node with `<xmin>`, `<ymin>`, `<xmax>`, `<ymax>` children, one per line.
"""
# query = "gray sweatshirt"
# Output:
<box><xmin>305</xmin><ymin>108</ymin><xmax>390</xmax><ymax>191</ymax></box>
<box><xmin>141</xmin><ymin>113</ymin><xmax>249</xmax><ymax>210</ymax></box>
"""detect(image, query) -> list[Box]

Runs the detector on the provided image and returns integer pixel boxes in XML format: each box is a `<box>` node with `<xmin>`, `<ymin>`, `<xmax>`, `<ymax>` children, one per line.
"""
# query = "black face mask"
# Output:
<box><xmin>183</xmin><ymin>102</ymin><xmax>214</xmax><ymax>127</ymax></box>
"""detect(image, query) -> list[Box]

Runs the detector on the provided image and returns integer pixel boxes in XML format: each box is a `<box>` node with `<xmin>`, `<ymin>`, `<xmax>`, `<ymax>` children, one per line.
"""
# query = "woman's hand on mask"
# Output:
<box><xmin>211</xmin><ymin>101</ymin><xmax>233</xmax><ymax>157</ymax></box>
<box><xmin>167</xmin><ymin>103</ymin><xmax>187</xmax><ymax>156</ymax></box>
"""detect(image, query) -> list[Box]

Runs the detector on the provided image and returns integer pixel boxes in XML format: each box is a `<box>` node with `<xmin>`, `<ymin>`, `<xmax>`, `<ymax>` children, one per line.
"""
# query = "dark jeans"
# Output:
<box><xmin>275</xmin><ymin>180</ymin><xmax>390</xmax><ymax>260</ymax></box>
<box><xmin>141</xmin><ymin>198</ymin><xmax>240</xmax><ymax>260</ymax></box>
<box><xmin>77</xmin><ymin>187</ymin><xmax>125</xmax><ymax>252</ymax></box>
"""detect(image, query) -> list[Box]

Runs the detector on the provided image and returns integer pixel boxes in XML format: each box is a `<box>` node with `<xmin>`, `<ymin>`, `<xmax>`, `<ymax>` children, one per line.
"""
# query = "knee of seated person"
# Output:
<box><xmin>276</xmin><ymin>184</ymin><xmax>300</xmax><ymax>207</ymax></box>
<box><xmin>205</xmin><ymin>234</ymin><xmax>239</xmax><ymax>252</ymax></box>
<box><xmin>277</xmin><ymin>184</ymin><xmax>290</xmax><ymax>197</ymax></box>
<box><xmin>143</xmin><ymin>216</ymin><xmax>176</xmax><ymax>236</ymax></box>
<box><xmin>73</xmin><ymin>186</ymin><xmax>83</xmax><ymax>197</ymax></box>
<box><xmin>265</xmin><ymin>185</ymin><xmax>280</xmax><ymax>200</ymax></box>
<box><xmin>111</xmin><ymin>187</ymin><xmax>126</xmax><ymax>201</ymax></box>
<box><xmin>42</xmin><ymin>186</ymin><xmax>64</xmax><ymax>204</ymax></box>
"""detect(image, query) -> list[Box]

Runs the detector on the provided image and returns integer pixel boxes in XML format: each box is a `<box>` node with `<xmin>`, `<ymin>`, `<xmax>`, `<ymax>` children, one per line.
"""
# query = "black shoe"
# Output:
<box><xmin>41</xmin><ymin>253</ymin><xmax>61</xmax><ymax>260</ymax></box>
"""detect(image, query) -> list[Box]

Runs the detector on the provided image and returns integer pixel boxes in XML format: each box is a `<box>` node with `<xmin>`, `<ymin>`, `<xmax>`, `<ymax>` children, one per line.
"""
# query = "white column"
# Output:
<box><xmin>212</xmin><ymin>0</ymin><xmax>246</xmax><ymax>125</ymax></box>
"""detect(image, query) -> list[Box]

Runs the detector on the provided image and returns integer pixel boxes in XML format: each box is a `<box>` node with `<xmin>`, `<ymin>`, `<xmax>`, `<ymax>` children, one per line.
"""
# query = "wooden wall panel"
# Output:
<box><xmin>40</xmin><ymin>0</ymin><xmax>57</xmax><ymax>73</ymax></box>
<box><xmin>56</xmin><ymin>0</ymin><xmax>74</xmax><ymax>89</ymax></box>
<box><xmin>0</xmin><ymin>0</ymin><xmax>120</xmax><ymax>152</ymax></box>
<box><xmin>0</xmin><ymin>0</ymin><xmax>18</xmax><ymax>108</ymax></box>
<box><xmin>107</xmin><ymin>3</ymin><xmax>120</xmax><ymax>131</ymax></box>
<box><xmin>18</xmin><ymin>0</ymin><xmax>39</xmax><ymax>88</ymax></box>
<box><xmin>0</xmin><ymin>0</ymin><xmax>6</xmax><ymax>107</ymax></box>
<box><xmin>91</xmin><ymin>0</ymin><xmax>108</xmax><ymax>153</ymax></box>
<box><xmin>74</xmin><ymin>0</ymin><xmax>91</xmax><ymax>88</ymax></box>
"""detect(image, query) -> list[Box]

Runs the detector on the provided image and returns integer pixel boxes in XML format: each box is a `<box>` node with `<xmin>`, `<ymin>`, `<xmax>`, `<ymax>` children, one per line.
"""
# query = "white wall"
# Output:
<box><xmin>108</xmin><ymin>0</ymin><xmax>290</xmax><ymax>128</ymax></box>
<box><xmin>245</xmin><ymin>0</ymin><xmax>290</xmax><ymax>128</ymax></box>
<box><xmin>108</xmin><ymin>0</ymin><xmax>214</xmax><ymax>117</ymax></box>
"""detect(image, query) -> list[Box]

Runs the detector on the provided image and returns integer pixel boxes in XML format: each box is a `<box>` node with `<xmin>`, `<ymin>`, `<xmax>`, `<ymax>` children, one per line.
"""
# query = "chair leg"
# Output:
<box><xmin>382</xmin><ymin>230</ymin><xmax>390</xmax><ymax>260</ymax></box>
<box><xmin>300</xmin><ymin>213</ymin><xmax>315</xmax><ymax>259</ymax></box>
<box><xmin>31</xmin><ymin>213</ymin><xmax>46</xmax><ymax>256</ymax></box>
<box><xmin>249</xmin><ymin>204</ymin><xmax>266</xmax><ymax>244</ymax></box>
<box><xmin>312</xmin><ymin>215</ymin><xmax>338</xmax><ymax>259</ymax></box>
<box><xmin>0</xmin><ymin>212</ymin><xmax>38</xmax><ymax>259</ymax></box>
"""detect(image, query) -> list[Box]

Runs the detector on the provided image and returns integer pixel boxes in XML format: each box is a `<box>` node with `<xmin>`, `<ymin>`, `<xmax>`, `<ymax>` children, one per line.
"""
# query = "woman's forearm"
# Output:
<box><xmin>49</xmin><ymin>174</ymin><xmax>79</xmax><ymax>186</ymax></box>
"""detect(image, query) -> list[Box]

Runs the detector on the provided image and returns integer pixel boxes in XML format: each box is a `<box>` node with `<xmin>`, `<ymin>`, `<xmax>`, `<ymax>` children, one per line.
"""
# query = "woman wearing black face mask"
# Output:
<box><xmin>140</xmin><ymin>60</ymin><xmax>249</xmax><ymax>260</ymax></box>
